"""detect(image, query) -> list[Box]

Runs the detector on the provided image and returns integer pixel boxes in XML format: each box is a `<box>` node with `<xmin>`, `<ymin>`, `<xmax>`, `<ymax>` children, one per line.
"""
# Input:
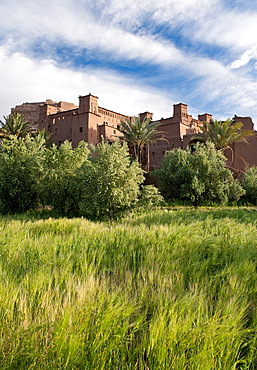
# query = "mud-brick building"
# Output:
<box><xmin>11</xmin><ymin>99</ymin><xmax>78</xmax><ymax>130</ymax></box>
<box><xmin>148</xmin><ymin>104</ymin><xmax>257</xmax><ymax>172</ymax></box>
<box><xmin>225</xmin><ymin>115</ymin><xmax>257</xmax><ymax>171</ymax></box>
<box><xmin>148</xmin><ymin>103</ymin><xmax>213</xmax><ymax>168</ymax></box>
<box><xmin>11</xmin><ymin>93</ymin><xmax>257</xmax><ymax>172</ymax></box>
<box><xmin>37</xmin><ymin>94</ymin><xmax>129</xmax><ymax>147</ymax></box>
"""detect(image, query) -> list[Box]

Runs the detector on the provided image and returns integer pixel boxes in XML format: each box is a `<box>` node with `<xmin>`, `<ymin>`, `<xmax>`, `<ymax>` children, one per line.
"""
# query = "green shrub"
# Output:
<box><xmin>72</xmin><ymin>140</ymin><xmax>144</xmax><ymax>220</ymax></box>
<box><xmin>241</xmin><ymin>166</ymin><xmax>257</xmax><ymax>205</ymax></box>
<box><xmin>0</xmin><ymin>135</ymin><xmax>45</xmax><ymax>214</ymax></box>
<box><xmin>137</xmin><ymin>185</ymin><xmax>164</xmax><ymax>208</ymax></box>
<box><xmin>154</xmin><ymin>142</ymin><xmax>244</xmax><ymax>206</ymax></box>
<box><xmin>38</xmin><ymin>140</ymin><xmax>89</xmax><ymax>214</ymax></box>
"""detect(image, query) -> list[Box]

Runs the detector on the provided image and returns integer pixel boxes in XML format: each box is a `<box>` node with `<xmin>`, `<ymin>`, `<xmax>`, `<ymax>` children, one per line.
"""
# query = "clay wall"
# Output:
<box><xmin>12</xmin><ymin>102</ymin><xmax>44</xmax><ymax>127</ymax></box>
<box><xmin>10</xmin><ymin>94</ymin><xmax>257</xmax><ymax>172</ymax></box>
<box><xmin>48</xmin><ymin>109</ymin><xmax>76</xmax><ymax>144</ymax></box>
<box><xmin>233</xmin><ymin>116</ymin><xmax>253</xmax><ymax>131</ymax></box>
<box><xmin>98</xmin><ymin>123</ymin><xmax>119</xmax><ymax>143</ymax></box>
<box><xmin>98</xmin><ymin>107</ymin><xmax>128</xmax><ymax>129</ymax></box>
<box><xmin>198</xmin><ymin>113</ymin><xmax>213</xmax><ymax>123</ymax></box>
<box><xmin>57</xmin><ymin>101</ymin><xmax>78</xmax><ymax>111</ymax></box>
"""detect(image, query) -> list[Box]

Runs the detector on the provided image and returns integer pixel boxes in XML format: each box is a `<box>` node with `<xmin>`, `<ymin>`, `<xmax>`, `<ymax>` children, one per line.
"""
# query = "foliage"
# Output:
<box><xmin>1</xmin><ymin>208</ymin><xmax>257</xmax><ymax>368</ymax></box>
<box><xmin>119</xmin><ymin>115</ymin><xmax>165</xmax><ymax>169</ymax></box>
<box><xmin>72</xmin><ymin>140</ymin><xmax>144</xmax><ymax>220</ymax></box>
<box><xmin>241</xmin><ymin>166</ymin><xmax>257</xmax><ymax>205</ymax></box>
<box><xmin>0</xmin><ymin>135</ymin><xmax>45</xmax><ymax>214</ymax></box>
<box><xmin>137</xmin><ymin>185</ymin><xmax>164</xmax><ymax>208</ymax></box>
<box><xmin>38</xmin><ymin>140</ymin><xmax>89</xmax><ymax>214</ymax></box>
<box><xmin>198</xmin><ymin>118</ymin><xmax>254</xmax><ymax>152</ymax></box>
<box><xmin>0</xmin><ymin>112</ymin><xmax>35</xmax><ymax>139</ymax></box>
<box><xmin>154</xmin><ymin>142</ymin><xmax>244</xmax><ymax>206</ymax></box>
<box><xmin>35</xmin><ymin>129</ymin><xmax>53</xmax><ymax>148</ymax></box>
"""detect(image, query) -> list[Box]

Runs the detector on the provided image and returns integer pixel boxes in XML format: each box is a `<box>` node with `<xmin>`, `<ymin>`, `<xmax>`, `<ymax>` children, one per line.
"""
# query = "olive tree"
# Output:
<box><xmin>71</xmin><ymin>140</ymin><xmax>144</xmax><ymax>220</ymax></box>
<box><xmin>38</xmin><ymin>140</ymin><xmax>90</xmax><ymax>214</ymax></box>
<box><xmin>0</xmin><ymin>135</ymin><xmax>45</xmax><ymax>214</ymax></box>
<box><xmin>154</xmin><ymin>142</ymin><xmax>244</xmax><ymax>206</ymax></box>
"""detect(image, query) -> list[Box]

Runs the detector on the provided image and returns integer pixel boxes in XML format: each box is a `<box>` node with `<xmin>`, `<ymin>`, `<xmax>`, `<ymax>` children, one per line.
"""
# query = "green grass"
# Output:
<box><xmin>1</xmin><ymin>207</ymin><xmax>257</xmax><ymax>369</ymax></box>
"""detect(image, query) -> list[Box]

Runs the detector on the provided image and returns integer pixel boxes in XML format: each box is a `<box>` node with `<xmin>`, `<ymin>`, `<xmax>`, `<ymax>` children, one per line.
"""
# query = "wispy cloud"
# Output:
<box><xmin>0</xmin><ymin>0</ymin><xmax>257</xmax><ymax>125</ymax></box>
<box><xmin>0</xmin><ymin>46</ymin><xmax>174</xmax><ymax>120</ymax></box>
<box><xmin>231</xmin><ymin>48</ymin><xmax>257</xmax><ymax>69</ymax></box>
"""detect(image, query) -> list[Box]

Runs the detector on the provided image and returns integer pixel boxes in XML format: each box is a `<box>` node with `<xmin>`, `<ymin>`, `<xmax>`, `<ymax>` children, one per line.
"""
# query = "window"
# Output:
<box><xmin>79</xmin><ymin>127</ymin><xmax>83</xmax><ymax>133</ymax></box>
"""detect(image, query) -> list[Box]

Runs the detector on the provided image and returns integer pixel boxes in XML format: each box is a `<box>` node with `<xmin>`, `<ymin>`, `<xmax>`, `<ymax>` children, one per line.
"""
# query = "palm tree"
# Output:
<box><xmin>199</xmin><ymin>119</ymin><xmax>254</xmax><ymax>153</ymax></box>
<box><xmin>118</xmin><ymin>115</ymin><xmax>166</xmax><ymax>170</ymax></box>
<box><xmin>0</xmin><ymin>112</ymin><xmax>35</xmax><ymax>139</ymax></box>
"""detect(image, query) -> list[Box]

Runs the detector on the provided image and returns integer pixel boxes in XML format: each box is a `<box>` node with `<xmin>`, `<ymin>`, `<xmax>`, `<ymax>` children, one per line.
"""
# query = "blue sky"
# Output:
<box><xmin>1</xmin><ymin>0</ymin><xmax>257</xmax><ymax>125</ymax></box>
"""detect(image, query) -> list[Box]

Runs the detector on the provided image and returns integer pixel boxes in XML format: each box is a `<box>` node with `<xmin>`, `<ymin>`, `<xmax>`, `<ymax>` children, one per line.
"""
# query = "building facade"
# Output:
<box><xmin>11</xmin><ymin>93</ymin><xmax>257</xmax><ymax>171</ymax></box>
<box><xmin>37</xmin><ymin>94</ymin><xmax>129</xmax><ymax>148</ymax></box>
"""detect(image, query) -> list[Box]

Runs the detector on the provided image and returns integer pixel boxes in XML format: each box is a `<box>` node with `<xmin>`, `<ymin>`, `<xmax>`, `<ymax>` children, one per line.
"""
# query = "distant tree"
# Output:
<box><xmin>154</xmin><ymin>142</ymin><xmax>244</xmax><ymax>207</ymax></box>
<box><xmin>71</xmin><ymin>140</ymin><xmax>144</xmax><ymax>220</ymax></box>
<box><xmin>118</xmin><ymin>116</ymin><xmax>166</xmax><ymax>170</ymax></box>
<box><xmin>0</xmin><ymin>112</ymin><xmax>35</xmax><ymax>139</ymax></box>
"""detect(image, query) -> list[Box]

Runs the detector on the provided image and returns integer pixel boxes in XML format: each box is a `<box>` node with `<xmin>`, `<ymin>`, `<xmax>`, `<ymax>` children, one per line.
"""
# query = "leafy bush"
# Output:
<box><xmin>241</xmin><ymin>166</ymin><xmax>257</xmax><ymax>205</ymax></box>
<box><xmin>0</xmin><ymin>135</ymin><xmax>45</xmax><ymax>214</ymax></box>
<box><xmin>72</xmin><ymin>140</ymin><xmax>144</xmax><ymax>220</ymax></box>
<box><xmin>38</xmin><ymin>140</ymin><xmax>89</xmax><ymax>214</ymax></box>
<box><xmin>154</xmin><ymin>142</ymin><xmax>244</xmax><ymax>206</ymax></box>
<box><xmin>137</xmin><ymin>185</ymin><xmax>164</xmax><ymax>208</ymax></box>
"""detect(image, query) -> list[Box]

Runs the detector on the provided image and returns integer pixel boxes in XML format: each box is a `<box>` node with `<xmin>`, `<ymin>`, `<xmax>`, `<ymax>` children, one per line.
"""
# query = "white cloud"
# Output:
<box><xmin>231</xmin><ymin>48</ymin><xmax>257</xmax><ymax>69</ymax></box>
<box><xmin>0</xmin><ymin>46</ymin><xmax>174</xmax><ymax>120</ymax></box>
<box><xmin>1</xmin><ymin>0</ymin><xmax>255</xmax><ymax>80</ymax></box>
<box><xmin>1</xmin><ymin>0</ymin><xmax>257</xmax><ymax>126</ymax></box>
<box><xmin>191</xmin><ymin>8</ymin><xmax>257</xmax><ymax>52</ymax></box>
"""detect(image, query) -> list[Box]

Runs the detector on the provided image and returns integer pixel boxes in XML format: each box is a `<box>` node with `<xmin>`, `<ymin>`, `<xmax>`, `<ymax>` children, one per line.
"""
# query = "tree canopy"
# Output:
<box><xmin>0</xmin><ymin>112</ymin><xmax>35</xmax><ymax>139</ymax></box>
<box><xmin>154</xmin><ymin>142</ymin><xmax>244</xmax><ymax>207</ymax></box>
<box><xmin>199</xmin><ymin>119</ymin><xmax>254</xmax><ymax>152</ymax></box>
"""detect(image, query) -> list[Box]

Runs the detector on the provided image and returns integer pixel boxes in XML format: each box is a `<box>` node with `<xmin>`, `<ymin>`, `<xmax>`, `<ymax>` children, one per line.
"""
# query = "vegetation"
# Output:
<box><xmin>1</xmin><ymin>113</ymin><xmax>257</xmax><ymax>368</ymax></box>
<box><xmin>154</xmin><ymin>142</ymin><xmax>244</xmax><ymax>206</ymax></box>
<box><xmin>137</xmin><ymin>184</ymin><xmax>164</xmax><ymax>208</ymax></box>
<box><xmin>241</xmin><ymin>166</ymin><xmax>257</xmax><ymax>205</ymax></box>
<box><xmin>119</xmin><ymin>115</ymin><xmax>165</xmax><ymax>170</ymax></box>
<box><xmin>1</xmin><ymin>208</ymin><xmax>257</xmax><ymax>369</ymax></box>
<box><xmin>0</xmin><ymin>112</ymin><xmax>35</xmax><ymax>139</ymax></box>
<box><xmin>0</xmin><ymin>135</ymin><xmax>156</xmax><ymax>219</ymax></box>
<box><xmin>0</xmin><ymin>135</ymin><xmax>45</xmax><ymax>214</ymax></box>
<box><xmin>198</xmin><ymin>118</ymin><xmax>254</xmax><ymax>155</ymax></box>
<box><xmin>71</xmin><ymin>140</ymin><xmax>144</xmax><ymax>220</ymax></box>
<box><xmin>37</xmin><ymin>140</ymin><xmax>90</xmax><ymax>215</ymax></box>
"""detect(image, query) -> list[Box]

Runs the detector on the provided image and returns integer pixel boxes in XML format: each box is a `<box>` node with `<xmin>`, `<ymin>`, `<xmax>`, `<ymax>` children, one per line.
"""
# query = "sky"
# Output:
<box><xmin>1</xmin><ymin>0</ymin><xmax>257</xmax><ymax>125</ymax></box>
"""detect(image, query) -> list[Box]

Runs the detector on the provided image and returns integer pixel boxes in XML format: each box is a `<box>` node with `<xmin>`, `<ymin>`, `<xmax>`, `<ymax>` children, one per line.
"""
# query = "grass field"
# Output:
<box><xmin>1</xmin><ymin>207</ymin><xmax>257</xmax><ymax>369</ymax></box>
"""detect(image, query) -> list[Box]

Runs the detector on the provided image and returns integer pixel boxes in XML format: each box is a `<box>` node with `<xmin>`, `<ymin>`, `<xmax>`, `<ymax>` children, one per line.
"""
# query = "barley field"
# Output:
<box><xmin>1</xmin><ymin>208</ymin><xmax>257</xmax><ymax>369</ymax></box>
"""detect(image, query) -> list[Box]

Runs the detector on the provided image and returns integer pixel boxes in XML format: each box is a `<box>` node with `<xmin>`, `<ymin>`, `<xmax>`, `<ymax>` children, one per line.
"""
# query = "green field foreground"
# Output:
<box><xmin>1</xmin><ymin>208</ymin><xmax>257</xmax><ymax>369</ymax></box>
